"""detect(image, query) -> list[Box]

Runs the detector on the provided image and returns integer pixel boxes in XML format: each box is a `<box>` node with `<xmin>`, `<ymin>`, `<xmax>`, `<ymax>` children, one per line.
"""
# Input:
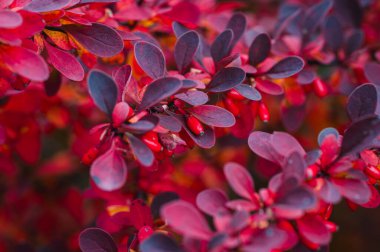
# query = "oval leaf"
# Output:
<box><xmin>207</xmin><ymin>67</ymin><xmax>245</xmax><ymax>93</ymax></box>
<box><xmin>226</xmin><ymin>13</ymin><xmax>246</xmax><ymax>48</ymax></box>
<box><xmin>137</xmin><ymin>77</ymin><xmax>182</xmax><ymax>112</ymax></box>
<box><xmin>64</xmin><ymin>23</ymin><xmax>123</xmax><ymax>57</ymax></box>
<box><xmin>79</xmin><ymin>228</ymin><xmax>117</xmax><ymax>252</ymax></box>
<box><xmin>211</xmin><ymin>29</ymin><xmax>233</xmax><ymax>63</ymax></box>
<box><xmin>196</xmin><ymin>189</ymin><xmax>228</xmax><ymax>216</ymax></box>
<box><xmin>234</xmin><ymin>84</ymin><xmax>262</xmax><ymax>101</ymax></box>
<box><xmin>364</xmin><ymin>62</ymin><xmax>380</xmax><ymax>85</ymax></box>
<box><xmin>87</xmin><ymin>70</ymin><xmax>118</xmax><ymax>115</ymax></box>
<box><xmin>188</xmin><ymin>105</ymin><xmax>236</xmax><ymax>127</ymax></box>
<box><xmin>224</xmin><ymin>162</ymin><xmax>255</xmax><ymax>200</ymax></box>
<box><xmin>175</xmin><ymin>90</ymin><xmax>208</xmax><ymax>106</ymax></box>
<box><xmin>127</xmin><ymin>133</ymin><xmax>154</xmax><ymax>167</ymax></box>
<box><xmin>140</xmin><ymin>233</ymin><xmax>184</xmax><ymax>252</ymax></box>
<box><xmin>134</xmin><ymin>41</ymin><xmax>166</xmax><ymax>79</ymax></box>
<box><xmin>266</xmin><ymin>56</ymin><xmax>304</xmax><ymax>79</ymax></box>
<box><xmin>347</xmin><ymin>83</ymin><xmax>380</xmax><ymax>121</ymax></box>
<box><xmin>25</xmin><ymin>0</ymin><xmax>71</xmax><ymax>12</ymax></box>
<box><xmin>249</xmin><ymin>33</ymin><xmax>271</xmax><ymax>66</ymax></box>
<box><xmin>174</xmin><ymin>31</ymin><xmax>199</xmax><ymax>73</ymax></box>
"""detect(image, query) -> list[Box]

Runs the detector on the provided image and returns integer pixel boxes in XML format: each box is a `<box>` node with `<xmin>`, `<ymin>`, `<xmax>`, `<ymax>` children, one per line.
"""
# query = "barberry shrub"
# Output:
<box><xmin>1</xmin><ymin>0</ymin><xmax>380</xmax><ymax>251</ymax></box>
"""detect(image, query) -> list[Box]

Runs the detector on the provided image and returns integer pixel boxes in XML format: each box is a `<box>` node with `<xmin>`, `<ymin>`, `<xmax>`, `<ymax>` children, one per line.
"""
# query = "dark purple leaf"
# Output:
<box><xmin>304</xmin><ymin>0</ymin><xmax>333</xmax><ymax>33</ymax></box>
<box><xmin>157</xmin><ymin>114</ymin><xmax>182</xmax><ymax>132</ymax></box>
<box><xmin>318</xmin><ymin>127</ymin><xmax>339</xmax><ymax>146</ymax></box>
<box><xmin>126</xmin><ymin>133</ymin><xmax>154</xmax><ymax>167</ymax></box>
<box><xmin>266</xmin><ymin>56</ymin><xmax>304</xmax><ymax>79</ymax></box>
<box><xmin>80</xmin><ymin>0</ymin><xmax>117</xmax><ymax>3</ymax></box>
<box><xmin>134</xmin><ymin>41</ymin><xmax>166</xmax><ymax>79</ymax></box>
<box><xmin>181</xmin><ymin>79</ymin><xmax>199</xmax><ymax>89</ymax></box>
<box><xmin>24</xmin><ymin>0</ymin><xmax>70</xmax><ymax>12</ymax></box>
<box><xmin>282</xmin><ymin>152</ymin><xmax>306</xmax><ymax>184</ymax></box>
<box><xmin>334</xmin><ymin>0</ymin><xmax>362</xmax><ymax>27</ymax></box>
<box><xmin>43</xmin><ymin>69</ymin><xmax>62</xmax><ymax>97</ymax></box>
<box><xmin>324</xmin><ymin>16</ymin><xmax>343</xmax><ymax>52</ymax></box>
<box><xmin>248</xmin><ymin>33</ymin><xmax>271</xmax><ymax>66</ymax></box>
<box><xmin>196</xmin><ymin>189</ymin><xmax>228</xmax><ymax>216</ymax></box>
<box><xmin>345</xmin><ymin>30</ymin><xmax>363</xmax><ymax>56</ymax></box>
<box><xmin>174</xmin><ymin>31</ymin><xmax>199</xmax><ymax>73</ymax></box>
<box><xmin>172</xmin><ymin>21</ymin><xmax>190</xmax><ymax>38</ymax></box>
<box><xmin>297</xmin><ymin>69</ymin><xmax>316</xmax><ymax>85</ymax></box>
<box><xmin>133</xmin><ymin>31</ymin><xmax>160</xmax><ymax>46</ymax></box>
<box><xmin>364</xmin><ymin>62</ymin><xmax>380</xmax><ymax>85</ymax></box>
<box><xmin>137</xmin><ymin>77</ymin><xmax>182</xmax><ymax>112</ymax></box>
<box><xmin>64</xmin><ymin>23</ymin><xmax>123</xmax><ymax>57</ymax></box>
<box><xmin>90</xmin><ymin>146</ymin><xmax>127</xmax><ymax>191</ymax></box>
<box><xmin>211</xmin><ymin>29</ymin><xmax>233</xmax><ymax>63</ymax></box>
<box><xmin>226</xmin><ymin>12</ymin><xmax>246</xmax><ymax>48</ymax></box>
<box><xmin>188</xmin><ymin>105</ymin><xmax>235</xmax><ymax>127</ymax></box>
<box><xmin>207</xmin><ymin>67</ymin><xmax>245</xmax><ymax>93</ymax></box>
<box><xmin>215</xmin><ymin>53</ymin><xmax>241</xmax><ymax>71</ymax></box>
<box><xmin>347</xmin><ymin>83</ymin><xmax>380</xmax><ymax>121</ymax></box>
<box><xmin>175</xmin><ymin>90</ymin><xmax>208</xmax><ymax>106</ymax></box>
<box><xmin>87</xmin><ymin>70</ymin><xmax>118</xmax><ymax>115</ymax></box>
<box><xmin>79</xmin><ymin>228</ymin><xmax>117</xmax><ymax>252</ymax></box>
<box><xmin>339</xmin><ymin>115</ymin><xmax>380</xmax><ymax>158</ymax></box>
<box><xmin>234</xmin><ymin>84</ymin><xmax>261</xmax><ymax>101</ymax></box>
<box><xmin>140</xmin><ymin>233</ymin><xmax>184</xmax><ymax>252</ymax></box>
<box><xmin>281</xmin><ymin>104</ymin><xmax>306</xmax><ymax>132</ymax></box>
<box><xmin>123</xmin><ymin>118</ymin><xmax>158</xmax><ymax>134</ymax></box>
<box><xmin>276</xmin><ymin>185</ymin><xmax>317</xmax><ymax>210</ymax></box>
<box><xmin>151</xmin><ymin>192</ymin><xmax>180</xmax><ymax>219</ymax></box>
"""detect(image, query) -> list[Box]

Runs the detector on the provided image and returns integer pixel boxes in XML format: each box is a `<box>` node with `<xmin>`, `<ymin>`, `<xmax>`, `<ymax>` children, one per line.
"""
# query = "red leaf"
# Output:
<box><xmin>297</xmin><ymin>215</ymin><xmax>331</xmax><ymax>245</ymax></box>
<box><xmin>224</xmin><ymin>162</ymin><xmax>255</xmax><ymax>200</ymax></box>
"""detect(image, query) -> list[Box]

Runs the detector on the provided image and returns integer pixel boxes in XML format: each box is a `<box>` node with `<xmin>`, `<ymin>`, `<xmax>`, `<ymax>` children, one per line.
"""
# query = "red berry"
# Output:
<box><xmin>324</xmin><ymin>204</ymin><xmax>333</xmax><ymax>220</ymax></box>
<box><xmin>305</xmin><ymin>165</ymin><xmax>319</xmax><ymax>179</ymax></box>
<box><xmin>258</xmin><ymin>102</ymin><xmax>270</xmax><ymax>122</ymax></box>
<box><xmin>313</xmin><ymin>78</ymin><xmax>329</xmax><ymax>98</ymax></box>
<box><xmin>186</xmin><ymin>115</ymin><xmax>204</xmax><ymax>136</ymax></box>
<box><xmin>81</xmin><ymin>146</ymin><xmax>99</xmax><ymax>165</ymax></box>
<box><xmin>142</xmin><ymin>131</ymin><xmax>162</xmax><ymax>152</ymax></box>
<box><xmin>227</xmin><ymin>89</ymin><xmax>245</xmax><ymax>100</ymax></box>
<box><xmin>223</xmin><ymin>97</ymin><xmax>240</xmax><ymax>116</ymax></box>
<box><xmin>137</xmin><ymin>225</ymin><xmax>154</xmax><ymax>241</ymax></box>
<box><xmin>365</xmin><ymin>165</ymin><xmax>380</xmax><ymax>180</ymax></box>
<box><xmin>324</xmin><ymin>221</ymin><xmax>338</xmax><ymax>232</ymax></box>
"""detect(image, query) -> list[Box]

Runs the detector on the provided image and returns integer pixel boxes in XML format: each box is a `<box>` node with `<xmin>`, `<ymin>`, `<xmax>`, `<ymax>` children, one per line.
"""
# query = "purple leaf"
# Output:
<box><xmin>113</xmin><ymin>65</ymin><xmax>132</xmax><ymax>96</ymax></box>
<box><xmin>157</xmin><ymin>114</ymin><xmax>182</xmax><ymax>132</ymax></box>
<box><xmin>123</xmin><ymin>117</ymin><xmax>158</xmax><ymax>134</ymax></box>
<box><xmin>172</xmin><ymin>21</ymin><xmax>190</xmax><ymax>38</ymax></box>
<box><xmin>45</xmin><ymin>42</ymin><xmax>84</xmax><ymax>81</ymax></box>
<box><xmin>196</xmin><ymin>189</ymin><xmax>228</xmax><ymax>216</ymax></box>
<box><xmin>281</xmin><ymin>104</ymin><xmax>306</xmax><ymax>132</ymax></box>
<box><xmin>90</xmin><ymin>146</ymin><xmax>127</xmax><ymax>191</ymax></box>
<box><xmin>126</xmin><ymin>133</ymin><xmax>154</xmax><ymax>167</ymax></box>
<box><xmin>134</xmin><ymin>41</ymin><xmax>166</xmax><ymax>79</ymax></box>
<box><xmin>80</xmin><ymin>0</ymin><xmax>117</xmax><ymax>3</ymax></box>
<box><xmin>64</xmin><ymin>23</ymin><xmax>123</xmax><ymax>57</ymax></box>
<box><xmin>297</xmin><ymin>69</ymin><xmax>316</xmax><ymax>85</ymax></box>
<box><xmin>347</xmin><ymin>83</ymin><xmax>380</xmax><ymax>121</ymax></box>
<box><xmin>248</xmin><ymin>131</ymin><xmax>278</xmax><ymax>163</ymax></box>
<box><xmin>324</xmin><ymin>16</ymin><xmax>343</xmax><ymax>52</ymax></box>
<box><xmin>270</xmin><ymin>132</ymin><xmax>306</xmax><ymax>162</ymax></box>
<box><xmin>282</xmin><ymin>152</ymin><xmax>306</xmax><ymax>184</ymax></box>
<box><xmin>234</xmin><ymin>84</ymin><xmax>262</xmax><ymax>101</ymax></box>
<box><xmin>161</xmin><ymin>200</ymin><xmax>213</xmax><ymax>240</ymax></box>
<box><xmin>226</xmin><ymin>12</ymin><xmax>246</xmax><ymax>48</ymax></box>
<box><xmin>181</xmin><ymin>79</ymin><xmax>199</xmax><ymax>89</ymax></box>
<box><xmin>211</xmin><ymin>29</ymin><xmax>233</xmax><ymax>63</ymax></box>
<box><xmin>175</xmin><ymin>90</ymin><xmax>208</xmax><ymax>106</ymax></box>
<box><xmin>243</xmin><ymin>225</ymin><xmax>288</xmax><ymax>252</ymax></box>
<box><xmin>79</xmin><ymin>228</ymin><xmax>117</xmax><ymax>252</ymax></box>
<box><xmin>207</xmin><ymin>67</ymin><xmax>245</xmax><ymax>93</ymax></box>
<box><xmin>275</xmin><ymin>185</ymin><xmax>317</xmax><ymax>211</ymax></box>
<box><xmin>317</xmin><ymin>127</ymin><xmax>339</xmax><ymax>146</ymax></box>
<box><xmin>24</xmin><ymin>0</ymin><xmax>71</xmax><ymax>12</ymax></box>
<box><xmin>87</xmin><ymin>70</ymin><xmax>118</xmax><ymax>115</ymax></box>
<box><xmin>345</xmin><ymin>30</ymin><xmax>363</xmax><ymax>56</ymax></box>
<box><xmin>151</xmin><ymin>192</ymin><xmax>179</xmax><ymax>219</ymax></box>
<box><xmin>0</xmin><ymin>10</ymin><xmax>22</xmax><ymax>28</ymax></box>
<box><xmin>332</xmin><ymin>178</ymin><xmax>371</xmax><ymax>205</ymax></box>
<box><xmin>140</xmin><ymin>233</ymin><xmax>184</xmax><ymax>252</ymax></box>
<box><xmin>174</xmin><ymin>31</ymin><xmax>199</xmax><ymax>73</ymax></box>
<box><xmin>266</xmin><ymin>56</ymin><xmax>304</xmax><ymax>79</ymax></box>
<box><xmin>249</xmin><ymin>33</ymin><xmax>271</xmax><ymax>66</ymax></box>
<box><xmin>364</xmin><ymin>62</ymin><xmax>380</xmax><ymax>85</ymax></box>
<box><xmin>137</xmin><ymin>77</ymin><xmax>182</xmax><ymax>112</ymax></box>
<box><xmin>296</xmin><ymin>215</ymin><xmax>331</xmax><ymax>245</ymax></box>
<box><xmin>224</xmin><ymin>162</ymin><xmax>255</xmax><ymax>200</ymax></box>
<box><xmin>316</xmin><ymin>179</ymin><xmax>341</xmax><ymax>204</ymax></box>
<box><xmin>228</xmin><ymin>210</ymin><xmax>250</xmax><ymax>232</ymax></box>
<box><xmin>304</xmin><ymin>0</ymin><xmax>333</xmax><ymax>33</ymax></box>
<box><xmin>339</xmin><ymin>115</ymin><xmax>380</xmax><ymax>157</ymax></box>
<box><xmin>188</xmin><ymin>105</ymin><xmax>236</xmax><ymax>127</ymax></box>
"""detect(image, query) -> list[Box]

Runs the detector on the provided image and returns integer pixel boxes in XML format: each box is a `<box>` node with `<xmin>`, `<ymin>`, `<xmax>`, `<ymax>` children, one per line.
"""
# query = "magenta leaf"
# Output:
<box><xmin>90</xmin><ymin>147</ymin><xmax>127</xmax><ymax>191</ymax></box>
<box><xmin>339</xmin><ymin>115</ymin><xmax>380</xmax><ymax>158</ymax></box>
<box><xmin>80</xmin><ymin>0</ymin><xmax>117</xmax><ymax>3</ymax></box>
<box><xmin>137</xmin><ymin>77</ymin><xmax>182</xmax><ymax>112</ymax></box>
<box><xmin>226</xmin><ymin>12</ymin><xmax>246</xmax><ymax>48</ymax></box>
<box><xmin>248</xmin><ymin>131</ymin><xmax>278</xmax><ymax>163</ymax></box>
<box><xmin>324</xmin><ymin>16</ymin><xmax>343</xmax><ymax>52</ymax></box>
<box><xmin>161</xmin><ymin>200</ymin><xmax>213</xmax><ymax>240</ymax></box>
<box><xmin>270</xmin><ymin>132</ymin><xmax>306</xmax><ymax>161</ymax></box>
<box><xmin>211</xmin><ymin>29</ymin><xmax>233</xmax><ymax>63</ymax></box>
<box><xmin>224</xmin><ymin>162</ymin><xmax>255</xmax><ymax>200</ymax></box>
<box><xmin>45</xmin><ymin>42</ymin><xmax>84</xmax><ymax>81</ymax></box>
<box><xmin>207</xmin><ymin>67</ymin><xmax>245</xmax><ymax>93</ymax></box>
<box><xmin>174</xmin><ymin>31</ymin><xmax>199</xmax><ymax>73</ymax></box>
<box><xmin>0</xmin><ymin>45</ymin><xmax>49</xmax><ymax>82</ymax></box>
<box><xmin>24</xmin><ymin>0</ymin><xmax>71</xmax><ymax>12</ymax></box>
<box><xmin>87</xmin><ymin>70</ymin><xmax>118</xmax><ymax>115</ymax></box>
<box><xmin>140</xmin><ymin>233</ymin><xmax>184</xmax><ymax>252</ymax></box>
<box><xmin>79</xmin><ymin>228</ymin><xmax>117</xmax><ymax>252</ymax></box>
<box><xmin>113</xmin><ymin>65</ymin><xmax>132</xmax><ymax>96</ymax></box>
<box><xmin>249</xmin><ymin>33</ymin><xmax>271</xmax><ymax>66</ymax></box>
<box><xmin>0</xmin><ymin>10</ymin><xmax>22</xmax><ymax>28</ymax></box>
<box><xmin>126</xmin><ymin>133</ymin><xmax>154</xmax><ymax>167</ymax></box>
<box><xmin>196</xmin><ymin>189</ymin><xmax>228</xmax><ymax>216</ymax></box>
<box><xmin>243</xmin><ymin>225</ymin><xmax>288</xmax><ymax>252</ymax></box>
<box><xmin>64</xmin><ymin>23</ymin><xmax>123</xmax><ymax>57</ymax></box>
<box><xmin>234</xmin><ymin>84</ymin><xmax>262</xmax><ymax>101</ymax></box>
<box><xmin>112</xmin><ymin>102</ymin><xmax>130</xmax><ymax>126</ymax></box>
<box><xmin>188</xmin><ymin>105</ymin><xmax>236</xmax><ymax>127</ymax></box>
<box><xmin>134</xmin><ymin>41</ymin><xmax>166</xmax><ymax>79</ymax></box>
<box><xmin>256</xmin><ymin>79</ymin><xmax>284</xmax><ymax>95</ymax></box>
<box><xmin>151</xmin><ymin>192</ymin><xmax>179</xmax><ymax>219</ymax></box>
<box><xmin>175</xmin><ymin>90</ymin><xmax>208</xmax><ymax>106</ymax></box>
<box><xmin>297</xmin><ymin>215</ymin><xmax>331</xmax><ymax>245</ymax></box>
<box><xmin>266</xmin><ymin>56</ymin><xmax>304</xmax><ymax>79</ymax></box>
<box><xmin>364</xmin><ymin>62</ymin><xmax>380</xmax><ymax>85</ymax></box>
<box><xmin>331</xmin><ymin>178</ymin><xmax>371</xmax><ymax>205</ymax></box>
